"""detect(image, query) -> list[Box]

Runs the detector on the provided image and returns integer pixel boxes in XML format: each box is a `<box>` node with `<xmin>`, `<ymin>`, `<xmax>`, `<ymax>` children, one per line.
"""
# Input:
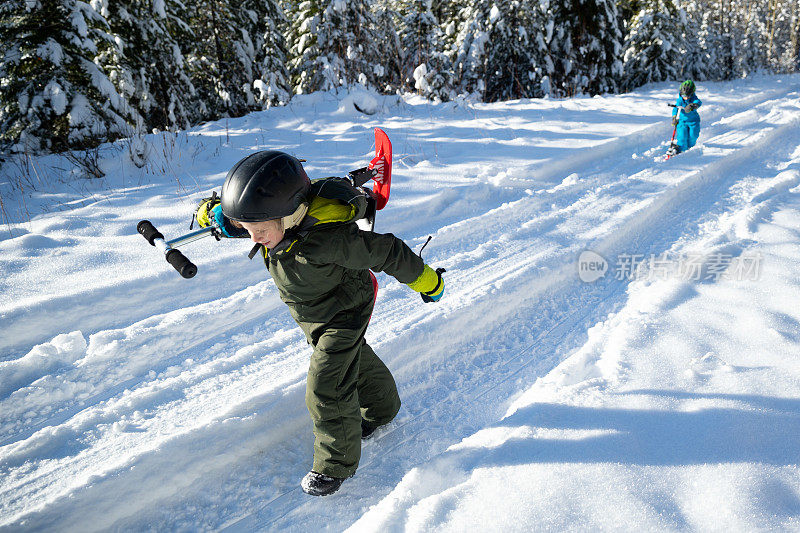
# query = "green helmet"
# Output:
<box><xmin>680</xmin><ymin>80</ymin><xmax>696</xmax><ymax>97</ymax></box>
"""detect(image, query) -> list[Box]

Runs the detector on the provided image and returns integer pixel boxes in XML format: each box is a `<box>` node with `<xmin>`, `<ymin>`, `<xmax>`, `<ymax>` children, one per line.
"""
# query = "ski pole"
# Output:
<box><xmin>137</xmin><ymin>220</ymin><xmax>218</xmax><ymax>278</ymax></box>
<box><xmin>665</xmin><ymin>104</ymin><xmax>685</xmax><ymax>160</ymax></box>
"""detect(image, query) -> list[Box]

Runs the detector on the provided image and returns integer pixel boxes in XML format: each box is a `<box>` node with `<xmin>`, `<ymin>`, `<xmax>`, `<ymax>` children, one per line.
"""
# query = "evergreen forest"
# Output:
<box><xmin>1</xmin><ymin>0</ymin><xmax>797</xmax><ymax>155</ymax></box>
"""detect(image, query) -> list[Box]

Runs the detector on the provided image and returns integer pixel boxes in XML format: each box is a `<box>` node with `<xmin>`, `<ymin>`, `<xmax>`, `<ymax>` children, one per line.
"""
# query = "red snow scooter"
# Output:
<box><xmin>664</xmin><ymin>103</ymin><xmax>686</xmax><ymax>160</ymax></box>
<box><xmin>137</xmin><ymin>128</ymin><xmax>393</xmax><ymax>278</ymax></box>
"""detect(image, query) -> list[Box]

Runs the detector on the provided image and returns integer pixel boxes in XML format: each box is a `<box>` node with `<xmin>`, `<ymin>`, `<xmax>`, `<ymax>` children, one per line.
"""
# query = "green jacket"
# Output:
<box><xmin>265</xmin><ymin>178</ymin><xmax>433</xmax><ymax>344</ymax></box>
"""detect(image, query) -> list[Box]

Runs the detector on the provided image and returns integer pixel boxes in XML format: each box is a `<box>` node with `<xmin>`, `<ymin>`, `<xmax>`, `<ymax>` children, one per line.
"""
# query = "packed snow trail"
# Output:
<box><xmin>348</xmin><ymin>145</ymin><xmax>800</xmax><ymax>532</ymax></box>
<box><xmin>1</xmin><ymin>76</ymin><xmax>799</xmax><ymax>531</ymax></box>
<box><xmin>228</xmin><ymin>82</ymin><xmax>800</xmax><ymax>531</ymax></box>
<box><xmin>1</xmin><ymin>77</ymin><xmax>795</xmax><ymax>359</ymax></box>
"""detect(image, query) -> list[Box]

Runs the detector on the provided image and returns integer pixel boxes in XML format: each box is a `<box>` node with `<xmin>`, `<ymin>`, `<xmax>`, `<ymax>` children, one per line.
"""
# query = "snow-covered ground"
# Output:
<box><xmin>1</xmin><ymin>76</ymin><xmax>799</xmax><ymax>531</ymax></box>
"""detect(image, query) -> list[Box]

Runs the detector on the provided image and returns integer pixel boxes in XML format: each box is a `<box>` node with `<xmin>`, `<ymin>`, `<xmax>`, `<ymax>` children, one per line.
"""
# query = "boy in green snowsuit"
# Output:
<box><xmin>196</xmin><ymin>150</ymin><xmax>445</xmax><ymax>496</ymax></box>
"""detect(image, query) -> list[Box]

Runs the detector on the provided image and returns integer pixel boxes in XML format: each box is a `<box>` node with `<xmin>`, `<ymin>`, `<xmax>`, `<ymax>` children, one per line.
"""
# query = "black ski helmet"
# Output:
<box><xmin>680</xmin><ymin>80</ymin><xmax>696</xmax><ymax>97</ymax></box>
<box><xmin>221</xmin><ymin>150</ymin><xmax>310</xmax><ymax>222</ymax></box>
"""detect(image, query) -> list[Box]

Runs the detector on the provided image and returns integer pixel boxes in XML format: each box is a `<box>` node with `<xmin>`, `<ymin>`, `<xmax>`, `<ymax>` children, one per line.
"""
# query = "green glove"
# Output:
<box><xmin>408</xmin><ymin>265</ymin><xmax>446</xmax><ymax>303</ymax></box>
<box><xmin>421</xmin><ymin>268</ymin><xmax>445</xmax><ymax>303</ymax></box>
<box><xmin>195</xmin><ymin>194</ymin><xmax>220</xmax><ymax>228</ymax></box>
<box><xmin>194</xmin><ymin>192</ymin><xmax>248</xmax><ymax>238</ymax></box>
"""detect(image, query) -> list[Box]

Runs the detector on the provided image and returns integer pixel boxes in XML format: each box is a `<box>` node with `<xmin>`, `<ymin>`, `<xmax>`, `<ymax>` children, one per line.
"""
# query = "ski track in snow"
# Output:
<box><xmin>1</xmin><ymin>76</ymin><xmax>799</xmax><ymax>531</ymax></box>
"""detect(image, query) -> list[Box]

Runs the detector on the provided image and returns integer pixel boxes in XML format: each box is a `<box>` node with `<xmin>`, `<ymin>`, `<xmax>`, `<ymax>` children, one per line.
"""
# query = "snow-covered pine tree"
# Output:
<box><xmin>251</xmin><ymin>0</ymin><xmax>291</xmax><ymax>108</ymax></box>
<box><xmin>589</xmin><ymin>0</ymin><xmax>625</xmax><ymax>95</ymax></box>
<box><xmin>692</xmin><ymin>0</ymin><xmax>736</xmax><ymax>80</ymax></box>
<box><xmin>0</xmin><ymin>0</ymin><xmax>136</xmax><ymax>153</ymax></box>
<box><xmin>622</xmin><ymin>0</ymin><xmax>687</xmax><ymax>91</ymax></box>
<box><xmin>286</xmin><ymin>0</ymin><xmax>322</xmax><ymax>94</ymax></box>
<box><xmin>676</xmin><ymin>1</ymin><xmax>710</xmax><ymax>81</ymax></box>
<box><xmin>451</xmin><ymin>1</ymin><xmax>491</xmax><ymax>98</ymax></box>
<box><xmin>371</xmin><ymin>0</ymin><xmax>403</xmax><ymax>92</ymax></box>
<box><xmin>452</xmin><ymin>0</ymin><xmax>550</xmax><ymax>100</ymax></box>
<box><xmin>397</xmin><ymin>0</ymin><xmax>454</xmax><ymax>100</ymax></box>
<box><xmin>398</xmin><ymin>0</ymin><xmax>437</xmax><ymax>89</ymax></box>
<box><xmin>482</xmin><ymin>0</ymin><xmax>544</xmax><ymax>101</ymax></box>
<box><xmin>734</xmin><ymin>0</ymin><xmax>768</xmax><ymax>77</ymax></box>
<box><xmin>679</xmin><ymin>35</ymin><xmax>709</xmax><ymax>81</ymax></box>
<box><xmin>185</xmin><ymin>0</ymin><xmax>231</xmax><ymax>118</ymax></box>
<box><xmin>769</xmin><ymin>0</ymin><xmax>800</xmax><ymax>72</ymax></box>
<box><xmin>617</xmin><ymin>0</ymin><xmax>643</xmax><ymax>28</ymax></box>
<box><xmin>430</xmin><ymin>0</ymin><xmax>463</xmax><ymax>44</ymax></box>
<box><xmin>684</xmin><ymin>0</ymin><xmax>798</xmax><ymax>78</ymax></box>
<box><xmin>299</xmin><ymin>0</ymin><xmax>387</xmax><ymax>93</ymax></box>
<box><xmin>91</xmin><ymin>0</ymin><xmax>198</xmax><ymax>131</ymax></box>
<box><xmin>546</xmin><ymin>0</ymin><xmax>622</xmax><ymax>96</ymax></box>
<box><xmin>779</xmin><ymin>1</ymin><xmax>800</xmax><ymax>72</ymax></box>
<box><xmin>186</xmin><ymin>0</ymin><xmax>268</xmax><ymax>119</ymax></box>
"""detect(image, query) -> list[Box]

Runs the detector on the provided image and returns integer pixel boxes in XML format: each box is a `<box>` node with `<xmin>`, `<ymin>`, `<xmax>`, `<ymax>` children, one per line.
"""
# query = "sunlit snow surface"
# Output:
<box><xmin>1</xmin><ymin>76</ymin><xmax>800</xmax><ymax>531</ymax></box>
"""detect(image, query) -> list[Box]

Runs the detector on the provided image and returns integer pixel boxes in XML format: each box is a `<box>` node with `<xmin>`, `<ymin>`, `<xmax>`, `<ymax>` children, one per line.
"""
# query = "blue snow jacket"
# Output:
<box><xmin>673</xmin><ymin>94</ymin><xmax>702</xmax><ymax>123</ymax></box>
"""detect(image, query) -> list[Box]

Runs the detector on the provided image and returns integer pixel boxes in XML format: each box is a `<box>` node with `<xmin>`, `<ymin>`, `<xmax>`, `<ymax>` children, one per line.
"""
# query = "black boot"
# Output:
<box><xmin>361</xmin><ymin>419</ymin><xmax>380</xmax><ymax>440</ymax></box>
<box><xmin>301</xmin><ymin>471</ymin><xmax>345</xmax><ymax>496</ymax></box>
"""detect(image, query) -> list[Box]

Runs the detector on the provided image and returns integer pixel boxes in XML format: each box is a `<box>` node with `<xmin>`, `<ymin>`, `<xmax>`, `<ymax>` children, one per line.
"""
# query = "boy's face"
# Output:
<box><xmin>235</xmin><ymin>219</ymin><xmax>285</xmax><ymax>248</ymax></box>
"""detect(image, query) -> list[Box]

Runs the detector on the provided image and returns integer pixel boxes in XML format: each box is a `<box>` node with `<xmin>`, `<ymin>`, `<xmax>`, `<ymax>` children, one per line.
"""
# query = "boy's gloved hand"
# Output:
<box><xmin>408</xmin><ymin>265</ymin><xmax>446</xmax><ymax>303</ymax></box>
<box><xmin>195</xmin><ymin>194</ymin><xmax>220</xmax><ymax>228</ymax></box>
<box><xmin>195</xmin><ymin>194</ymin><xmax>248</xmax><ymax>238</ymax></box>
<box><xmin>685</xmin><ymin>103</ymin><xmax>697</xmax><ymax>112</ymax></box>
<box><xmin>421</xmin><ymin>268</ymin><xmax>445</xmax><ymax>302</ymax></box>
<box><xmin>671</xmin><ymin>115</ymin><xmax>679</xmax><ymax>126</ymax></box>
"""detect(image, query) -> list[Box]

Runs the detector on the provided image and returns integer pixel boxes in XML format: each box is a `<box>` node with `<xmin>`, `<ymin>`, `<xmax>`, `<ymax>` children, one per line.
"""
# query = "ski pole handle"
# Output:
<box><xmin>137</xmin><ymin>219</ymin><xmax>201</xmax><ymax>278</ymax></box>
<box><xmin>137</xmin><ymin>219</ymin><xmax>164</xmax><ymax>245</ymax></box>
<box><xmin>166</xmin><ymin>248</ymin><xmax>198</xmax><ymax>278</ymax></box>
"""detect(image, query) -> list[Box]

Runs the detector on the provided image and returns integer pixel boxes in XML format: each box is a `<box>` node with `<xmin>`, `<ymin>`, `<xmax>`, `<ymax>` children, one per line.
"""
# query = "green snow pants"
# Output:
<box><xmin>305</xmin><ymin>326</ymin><xmax>401</xmax><ymax>478</ymax></box>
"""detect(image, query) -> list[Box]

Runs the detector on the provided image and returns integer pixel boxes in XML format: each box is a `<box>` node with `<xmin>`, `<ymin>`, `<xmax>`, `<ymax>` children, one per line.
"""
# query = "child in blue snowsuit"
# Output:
<box><xmin>672</xmin><ymin>80</ymin><xmax>702</xmax><ymax>153</ymax></box>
